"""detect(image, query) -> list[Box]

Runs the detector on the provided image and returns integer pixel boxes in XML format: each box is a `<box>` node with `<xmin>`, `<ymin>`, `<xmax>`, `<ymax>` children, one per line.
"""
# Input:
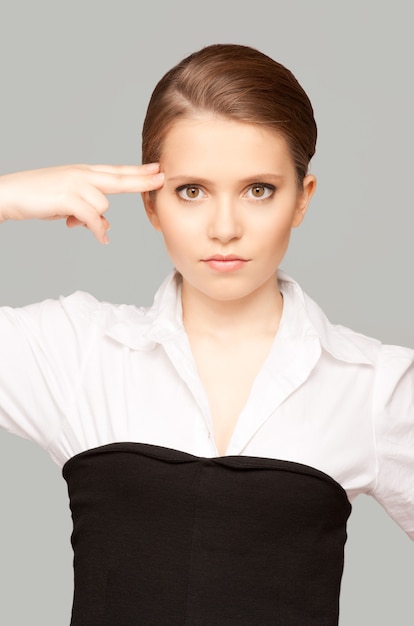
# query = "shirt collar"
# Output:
<box><xmin>104</xmin><ymin>272</ymin><xmax>183</xmax><ymax>350</ymax></box>
<box><xmin>105</xmin><ymin>269</ymin><xmax>377</xmax><ymax>365</ymax></box>
<box><xmin>278</xmin><ymin>270</ymin><xmax>376</xmax><ymax>365</ymax></box>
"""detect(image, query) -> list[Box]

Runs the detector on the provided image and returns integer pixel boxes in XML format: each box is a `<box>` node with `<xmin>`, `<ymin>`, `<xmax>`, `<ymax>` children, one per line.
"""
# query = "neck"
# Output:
<box><xmin>181</xmin><ymin>274</ymin><xmax>283</xmax><ymax>338</ymax></box>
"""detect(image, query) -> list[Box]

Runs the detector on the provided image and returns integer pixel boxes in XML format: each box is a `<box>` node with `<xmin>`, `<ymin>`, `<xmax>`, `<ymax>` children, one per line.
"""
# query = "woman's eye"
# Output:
<box><xmin>246</xmin><ymin>184</ymin><xmax>275</xmax><ymax>200</ymax></box>
<box><xmin>176</xmin><ymin>185</ymin><xmax>205</xmax><ymax>201</ymax></box>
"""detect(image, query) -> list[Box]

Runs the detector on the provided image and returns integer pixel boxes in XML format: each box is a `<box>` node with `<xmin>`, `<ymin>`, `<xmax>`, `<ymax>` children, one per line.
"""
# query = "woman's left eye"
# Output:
<box><xmin>245</xmin><ymin>183</ymin><xmax>275</xmax><ymax>200</ymax></box>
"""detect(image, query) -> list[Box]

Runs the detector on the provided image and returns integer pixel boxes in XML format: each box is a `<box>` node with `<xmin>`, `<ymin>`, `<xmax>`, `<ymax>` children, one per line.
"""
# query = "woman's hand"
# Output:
<box><xmin>0</xmin><ymin>163</ymin><xmax>164</xmax><ymax>244</ymax></box>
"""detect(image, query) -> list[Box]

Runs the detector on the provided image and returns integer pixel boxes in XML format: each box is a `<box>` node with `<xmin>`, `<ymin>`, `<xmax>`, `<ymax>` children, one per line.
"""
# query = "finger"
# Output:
<box><xmin>81</xmin><ymin>184</ymin><xmax>110</xmax><ymax>214</ymax></box>
<box><xmin>66</xmin><ymin>199</ymin><xmax>110</xmax><ymax>244</ymax></box>
<box><xmin>66</xmin><ymin>216</ymin><xmax>82</xmax><ymax>228</ymax></box>
<box><xmin>66</xmin><ymin>214</ymin><xmax>110</xmax><ymax>232</ymax></box>
<box><xmin>87</xmin><ymin>163</ymin><xmax>160</xmax><ymax>176</ymax></box>
<box><xmin>90</xmin><ymin>171</ymin><xmax>165</xmax><ymax>195</ymax></box>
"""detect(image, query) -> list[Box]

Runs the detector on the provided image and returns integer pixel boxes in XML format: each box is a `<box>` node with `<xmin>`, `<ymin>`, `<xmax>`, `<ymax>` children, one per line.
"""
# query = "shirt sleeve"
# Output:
<box><xmin>0</xmin><ymin>292</ymin><xmax>99</xmax><ymax>451</ymax></box>
<box><xmin>371</xmin><ymin>344</ymin><xmax>414</xmax><ymax>539</ymax></box>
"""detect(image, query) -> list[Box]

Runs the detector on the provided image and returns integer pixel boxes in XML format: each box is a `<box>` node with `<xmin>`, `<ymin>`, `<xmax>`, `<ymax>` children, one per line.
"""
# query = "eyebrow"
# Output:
<box><xmin>166</xmin><ymin>173</ymin><xmax>285</xmax><ymax>185</ymax></box>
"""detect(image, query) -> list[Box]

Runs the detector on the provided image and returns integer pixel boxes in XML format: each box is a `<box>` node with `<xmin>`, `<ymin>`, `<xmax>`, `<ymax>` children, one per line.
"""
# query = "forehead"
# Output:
<box><xmin>160</xmin><ymin>114</ymin><xmax>296</xmax><ymax>178</ymax></box>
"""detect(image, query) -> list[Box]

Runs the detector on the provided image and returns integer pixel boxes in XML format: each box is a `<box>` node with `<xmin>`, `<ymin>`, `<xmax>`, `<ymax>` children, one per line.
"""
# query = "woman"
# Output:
<box><xmin>0</xmin><ymin>44</ymin><xmax>412</xmax><ymax>625</ymax></box>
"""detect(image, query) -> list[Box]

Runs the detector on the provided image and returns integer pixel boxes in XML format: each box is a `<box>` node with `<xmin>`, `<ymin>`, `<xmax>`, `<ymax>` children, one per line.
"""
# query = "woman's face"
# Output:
<box><xmin>143</xmin><ymin>114</ymin><xmax>316</xmax><ymax>305</ymax></box>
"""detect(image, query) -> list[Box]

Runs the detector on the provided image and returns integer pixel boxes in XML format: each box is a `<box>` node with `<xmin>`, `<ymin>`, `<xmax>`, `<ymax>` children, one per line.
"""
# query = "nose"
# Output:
<box><xmin>207</xmin><ymin>196</ymin><xmax>242</xmax><ymax>243</ymax></box>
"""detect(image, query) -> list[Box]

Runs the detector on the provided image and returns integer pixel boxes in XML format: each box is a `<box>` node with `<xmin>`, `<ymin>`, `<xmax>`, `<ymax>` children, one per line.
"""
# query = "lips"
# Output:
<box><xmin>202</xmin><ymin>254</ymin><xmax>249</xmax><ymax>272</ymax></box>
<box><xmin>204</xmin><ymin>254</ymin><xmax>247</xmax><ymax>262</ymax></box>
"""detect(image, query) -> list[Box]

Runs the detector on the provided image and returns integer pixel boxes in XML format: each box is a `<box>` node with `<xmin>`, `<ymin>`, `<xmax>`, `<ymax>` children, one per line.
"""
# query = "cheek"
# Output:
<box><xmin>249</xmin><ymin>211</ymin><xmax>295</xmax><ymax>241</ymax></box>
<box><xmin>157</xmin><ymin>205</ymin><xmax>201</xmax><ymax>241</ymax></box>
<box><xmin>156</xmin><ymin>217</ymin><xmax>190</xmax><ymax>257</ymax></box>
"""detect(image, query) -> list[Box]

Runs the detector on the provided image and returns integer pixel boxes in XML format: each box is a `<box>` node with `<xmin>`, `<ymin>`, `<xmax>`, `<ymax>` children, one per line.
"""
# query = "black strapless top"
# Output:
<box><xmin>62</xmin><ymin>443</ymin><xmax>351</xmax><ymax>625</ymax></box>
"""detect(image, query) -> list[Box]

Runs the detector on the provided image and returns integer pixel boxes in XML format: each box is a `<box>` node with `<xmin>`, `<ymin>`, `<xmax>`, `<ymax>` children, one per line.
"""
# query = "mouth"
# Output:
<box><xmin>202</xmin><ymin>255</ymin><xmax>249</xmax><ymax>272</ymax></box>
<box><xmin>204</xmin><ymin>254</ymin><xmax>248</xmax><ymax>262</ymax></box>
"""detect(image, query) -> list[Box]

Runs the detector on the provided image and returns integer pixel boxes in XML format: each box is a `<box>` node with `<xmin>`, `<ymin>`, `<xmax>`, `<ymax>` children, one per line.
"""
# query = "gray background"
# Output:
<box><xmin>0</xmin><ymin>0</ymin><xmax>413</xmax><ymax>623</ymax></box>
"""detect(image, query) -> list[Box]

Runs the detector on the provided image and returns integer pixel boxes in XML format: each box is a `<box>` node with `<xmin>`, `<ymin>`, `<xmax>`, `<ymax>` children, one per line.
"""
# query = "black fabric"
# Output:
<box><xmin>62</xmin><ymin>442</ymin><xmax>351</xmax><ymax>625</ymax></box>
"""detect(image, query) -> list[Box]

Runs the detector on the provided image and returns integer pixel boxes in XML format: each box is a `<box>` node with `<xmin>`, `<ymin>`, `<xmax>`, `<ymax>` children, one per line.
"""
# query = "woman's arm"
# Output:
<box><xmin>371</xmin><ymin>345</ymin><xmax>414</xmax><ymax>539</ymax></box>
<box><xmin>0</xmin><ymin>162</ymin><xmax>165</xmax><ymax>448</ymax></box>
<box><xmin>0</xmin><ymin>163</ymin><xmax>164</xmax><ymax>244</ymax></box>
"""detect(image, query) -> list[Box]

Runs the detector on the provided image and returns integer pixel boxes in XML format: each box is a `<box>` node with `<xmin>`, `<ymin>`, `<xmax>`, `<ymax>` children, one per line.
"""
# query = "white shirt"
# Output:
<box><xmin>0</xmin><ymin>271</ymin><xmax>413</xmax><ymax>538</ymax></box>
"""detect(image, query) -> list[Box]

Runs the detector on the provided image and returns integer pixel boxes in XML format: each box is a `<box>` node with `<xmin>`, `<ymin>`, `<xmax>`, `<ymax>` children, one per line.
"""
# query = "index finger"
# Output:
<box><xmin>88</xmin><ymin>163</ymin><xmax>161</xmax><ymax>176</ymax></box>
<box><xmin>91</xmin><ymin>169</ymin><xmax>165</xmax><ymax>195</ymax></box>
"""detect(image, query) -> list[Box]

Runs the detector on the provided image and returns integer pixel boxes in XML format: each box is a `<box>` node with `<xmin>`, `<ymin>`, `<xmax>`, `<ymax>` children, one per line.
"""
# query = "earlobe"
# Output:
<box><xmin>142</xmin><ymin>191</ymin><xmax>162</xmax><ymax>231</ymax></box>
<box><xmin>292</xmin><ymin>174</ymin><xmax>317</xmax><ymax>228</ymax></box>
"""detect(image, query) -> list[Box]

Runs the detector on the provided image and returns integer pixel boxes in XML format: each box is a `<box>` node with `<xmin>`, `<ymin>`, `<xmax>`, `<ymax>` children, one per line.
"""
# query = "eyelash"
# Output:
<box><xmin>175</xmin><ymin>183</ymin><xmax>276</xmax><ymax>202</ymax></box>
<box><xmin>175</xmin><ymin>185</ymin><xmax>206</xmax><ymax>201</ymax></box>
<box><xmin>245</xmin><ymin>183</ymin><xmax>276</xmax><ymax>200</ymax></box>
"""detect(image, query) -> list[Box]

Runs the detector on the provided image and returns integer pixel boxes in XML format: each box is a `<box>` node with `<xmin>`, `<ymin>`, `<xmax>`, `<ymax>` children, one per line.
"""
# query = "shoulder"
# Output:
<box><xmin>0</xmin><ymin>290</ymin><xmax>153</xmax><ymax>355</ymax></box>
<box><xmin>0</xmin><ymin>272</ymin><xmax>179</xmax><ymax>352</ymax></box>
<box><xmin>278</xmin><ymin>270</ymin><xmax>413</xmax><ymax>369</ymax></box>
<box><xmin>57</xmin><ymin>290</ymin><xmax>149</xmax><ymax>326</ymax></box>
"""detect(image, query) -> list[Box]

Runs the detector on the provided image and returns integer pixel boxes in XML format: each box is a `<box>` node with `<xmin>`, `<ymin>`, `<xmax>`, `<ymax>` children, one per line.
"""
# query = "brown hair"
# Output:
<box><xmin>142</xmin><ymin>43</ymin><xmax>317</xmax><ymax>184</ymax></box>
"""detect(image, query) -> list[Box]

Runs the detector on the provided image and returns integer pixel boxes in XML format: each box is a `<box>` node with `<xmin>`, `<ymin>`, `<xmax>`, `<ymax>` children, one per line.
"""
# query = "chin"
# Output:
<box><xmin>200</xmin><ymin>283</ymin><xmax>261</xmax><ymax>303</ymax></box>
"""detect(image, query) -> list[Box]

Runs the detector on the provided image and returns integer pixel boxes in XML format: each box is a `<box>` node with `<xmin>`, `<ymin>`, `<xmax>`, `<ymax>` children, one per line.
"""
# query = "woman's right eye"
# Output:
<box><xmin>176</xmin><ymin>185</ymin><xmax>205</xmax><ymax>201</ymax></box>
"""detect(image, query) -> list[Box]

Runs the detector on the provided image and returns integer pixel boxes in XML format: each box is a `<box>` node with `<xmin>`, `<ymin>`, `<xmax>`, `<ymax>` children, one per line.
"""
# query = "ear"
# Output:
<box><xmin>142</xmin><ymin>191</ymin><xmax>162</xmax><ymax>231</ymax></box>
<box><xmin>292</xmin><ymin>174</ymin><xmax>317</xmax><ymax>228</ymax></box>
